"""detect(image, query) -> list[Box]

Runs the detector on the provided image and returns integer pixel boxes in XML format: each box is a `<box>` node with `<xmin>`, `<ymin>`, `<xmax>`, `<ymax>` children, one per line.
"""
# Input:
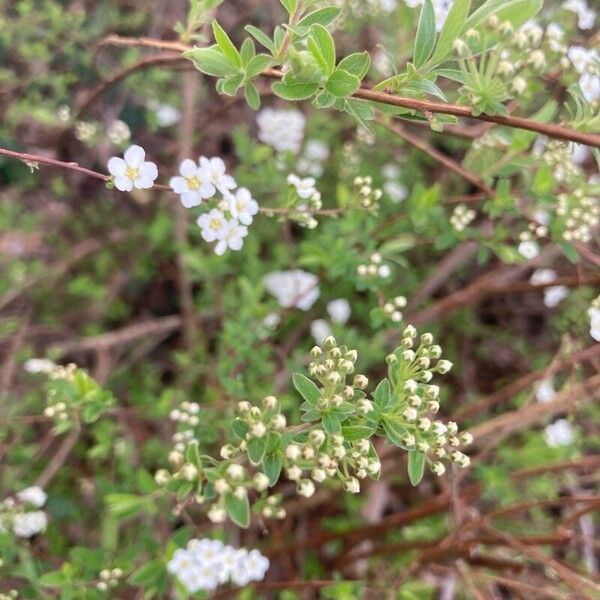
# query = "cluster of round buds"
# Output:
<box><xmin>356</xmin><ymin>126</ymin><xmax>376</xmax><ymax>146</ymax></box>
<box><xmin>42</xmin><ymin>363</ymin><xmax>78</xmax><ymax>423</ymax></box>
<box><xmin>0</xmin><ymin>591</ymin><xmax>18</xmax><ymax>600</ymax></box>
<box><xmin>557</xmin><ymin>190</ymin><xmax>599</xmax><ymax>243</ymax></box>
<box><xmin>450</xmin><ymin>204</ymin><xmax>476</xmax><ymax>232</ymax></box>
<box><xmin>96</xmin><ymin>568</ymin><xmax>123</xmax><ymax>592</ymax></box>
<box><xmin>261</xmin><ymin>494</ymin><xmax>286</xmax><ymax>520</ymax></box>
<box><xmin>353</xmin><ymin>176</ymin><xmax>382</xmax><ymax>212</ymax></box>
<box><xmin>289</xmin><ymin>192</ymin><xmax>323</xmax><ymax>230</ymax></box>
<box><xmin>170</xmin><ymin>402</ymin><xmax>200</xmax><ymax>427</ymax></box>
<box><xmin>233</xmin><ymin>395</ymin><xmax>287</xmax><ymax>448</ymax></box>
<box><xmin>357</xmin><ymin>252</ymin><xmax>391</xmax><ymax>279</ymax></box>
<box><xmin>520</xmin><ymin>219</ymin><xmax>549</xmax><ymax>243</ymax></box>
<box><xmin>541</xmin><ymin>141</ymin><xmax>582</xmax><ymax>183</ymax></box>
<box><xmin>386</xmin><ymin>327</ymin><xmax>473</xmax><ymax>476</ymax></box>
<box><xmin>372</xmin><ymin>295</ymin><xmax>407</xmax><ymax>325</ymax></box>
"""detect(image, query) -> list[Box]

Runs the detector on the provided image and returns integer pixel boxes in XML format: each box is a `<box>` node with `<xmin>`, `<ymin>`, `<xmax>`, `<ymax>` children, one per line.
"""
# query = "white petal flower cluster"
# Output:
<box><xmin>544</xmin><ymin>419</ymin><xmax>574</xmax><ymax>447</ymax></box>
<box><xmin>518</xmin><ymin>240</ymin><xmax>540</xmax><ymax>260</ymax></box>
<box><xmin>264</xmin><ymin>270</ymin><xmax>320</xmax><ymax>310</ymax></box>
<box><xmin>297</xmin><ymin>139</ymin><xmax>330</xmax><ymax>177</ymax></box>
<box><xmin>535</xmin><ymin>379</ymin><xmax>556</xmax><ymax>404</ymax></box>
<box><xmin>107</xmin><ymin>120</ymin><xmax>131</xmax><ymax>146</ymax></box>
<box><xmin>382</xmin><ymin>162</ymin><xmax>408</xmax><ymax>204</ymax></box>
<box><xmin>0</xmin><ymin>487</ymin><xmax>48</xmax><ymax>538</ymax></box>
<box><xmin>24</xmin><ymin>358</ymin><xmax>57</xmax><ymax>374</ymax></box>
<box><xmin>287</xmin><ymin>173</ymin><xmax>318</xmax><ymax>199</ymax></box>
<box><xmin>256</xmin><ymin>107</ymin><xmax>306</xmax><ymax>154</ymax></box>
<box><xmin>529</xmin><ymin>269</ymin><xmax>569</xmax><ymax>308</ymax></box>
<box><xmin>311</xmin><ymin>299</ymin><xmax>351</xmax><ymax>344</ymax></box>
<box><xmin>108</xmin><ymin>145</ymin><xmax>158</xmax><ymax>192</ymax></box>
<box><xmin>566</xmin><ymin>46</ymin><xmax>600</xmax><ymax>104</ymax></box>
<box><xmin>563</xmin><ymin>0</ymin><xmax>596</xmax><ymax>30</ymax></box>
<box><xmin>167</xmin><ymin>539</ymin><xmax>269</xmax><ymax>593</ymax></box>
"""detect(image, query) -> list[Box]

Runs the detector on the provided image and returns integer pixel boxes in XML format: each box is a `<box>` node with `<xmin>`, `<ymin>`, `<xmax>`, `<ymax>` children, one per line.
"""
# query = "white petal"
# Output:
<box><xmin>229</xmin><ymin>237</ymin><xmax>244</xmax><ymax>251</ymax></box>
<box><xmin>170</xmin><ymin>176</ymin><xmax>188</xmax><ymax>194</ymax></box>
<box><xmin>181</xmin><ymin>191</ymin><xmax>202</xmax><ymax>208</ymax></box>
<box><xmin>107</xmin><ymin>157</ymin><xmax>126</xmax><ymax>177</ymax></box>
<box><xmin>139</xmin><ymin>161</ymin><xmax>158</xmax><ymax>180</ymax></box>
<box><xmin>124</xmin><ymin>145</ymin><xmax>145</xmax><ymax>167</ymax></box>
<box><xmin>134</xmin><ymin>176</ymin><xmax>154</xmax><ymax>189</ymax></box>
<box><xmin>198</xmin><ymin>182</ymin><xmax>216</xmax><ymax>199</ymax></box>
<box><xmin>214</xmin><ymin>239</ymin><xmax>227</xmax><ymax>255</ymax></box>
<box><xmin>180</xmin><ymin>159</ymin><xmax>198</xmax><ymax>178</ymax></box>
<box><xmin>114</xmin><ymin>175</ymin><xmax>133</xmax><ymax>191</ymax></box>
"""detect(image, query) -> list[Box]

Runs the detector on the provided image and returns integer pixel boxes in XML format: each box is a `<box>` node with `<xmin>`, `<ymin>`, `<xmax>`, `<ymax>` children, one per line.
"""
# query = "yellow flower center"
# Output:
<box><xmin>236</xmin><ymin>200</ymin><xmax>245</xmax><ymax>211</ymax></box>
<box><xmin>187</xmin><ymin>176</ymin><xmax>201</xmax><ymax>191</ymax></box>
<box><xmin>126</xmin><ymin>166</ymin><xmax>139</xmax><ymax>180</ymax></box>
<box><xmin>210</xmin><ymin>218</ymin><xmax>222</xmax><ymax>230</ymax></box>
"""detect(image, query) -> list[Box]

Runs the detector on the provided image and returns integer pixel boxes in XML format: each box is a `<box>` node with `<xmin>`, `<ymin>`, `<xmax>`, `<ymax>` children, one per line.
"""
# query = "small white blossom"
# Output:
<box><xmin>536</xmin><ymin>379</ymin><xmax>556</xmax><ymax>404</ymax></box>
<box><xmin>197</xmin><ymin>209</ymin><xmax>227</xmax><ymax>242</ymax></box>
<box><xmin>310</xmin><ymin>319</ymin><xmax>332</xmax><ymax>344</ymax></box>
<box><xmin>518</xmin><ymin>240</ymin><xmax>540</xmax><ymax>259</ymax></box>
<box><xmin>199</xmin><ymin>156</ymin><xmax>237</xmax><ymax>195</ymax></box>
<box><xmin>12</xmin><ymin>511</ymin><xmax>47</xmax><ymax>538</ymax></box>
<box><xmin>287</xmin><ymin>173</ymin><xmax>318</xmax><ymax>199</ymax></box>
<box><xmin>107</xmin><ymin>145</ymin><xmax>157</xmax><ymax>192</ymax></box>
<box><xmin>263</xmin><ymin>270</ymin><xmax>320</xmax><ymax>311</ymax></box>
<box><xmin>256</xmin><ymin>107</ymin><xmax>305</xmax><ymax>154</ymax></box>
<box><xmin>327</xmin><ymin>298</ymin><xmax>351</xmax><ymax>324</ymax></box>
<box><xmin>16</xmin><ymin>487</ymin><xmax>47</xmax><ymax>508</ymax></box>
<box><xmin>170</xmin><ymin>159</ymin><xmax>215</xmax><ymax>207</ymax></box>
<box><xmin>24</xmin><ymin>358</ymin><xmax>57</xmax><ymax>374</ymax></box>
<box><xmin>544</xmin><ymin>419</ymin><xmax>574</xmax><ymax>447</ymax></box>
<box><xmin>226</xmin><ymin>188</ymin><xmax>259</xmax><ymax>225</ymax></box>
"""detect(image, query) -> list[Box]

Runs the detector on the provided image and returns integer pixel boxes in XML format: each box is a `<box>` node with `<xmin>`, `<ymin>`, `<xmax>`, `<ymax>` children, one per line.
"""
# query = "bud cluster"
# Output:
<box><xmin>372</xmin><ymin>295</ymin><xmax>407</xmax><ymax>326</ymax></box>
<box><xmin>96</xmin><ymin>568</ymin><xmax>123</xmax><ymax>592</ymax></box>
<box><xmin>352</xmin><ymin>175</ymin><xmax>382</xmax><ymax>212</ymax></box>
<box><xmin>357</xmin><ymin>252</ymin><xmax>392</xmax><ymax>280</ymax></box>
<box><xmin>386</xmin><ymin>326</ymin><xmax>473</xmax><ymax>476</ymax></box>
<box><xmin>557</xmin><ymin>188</ymin><xmax>599</xmax><ymax>243</ymax></box>
<box><xmin>450</xmin><ymin>204</ymin><xmax>476</xmax><ymax>232</ymax></box>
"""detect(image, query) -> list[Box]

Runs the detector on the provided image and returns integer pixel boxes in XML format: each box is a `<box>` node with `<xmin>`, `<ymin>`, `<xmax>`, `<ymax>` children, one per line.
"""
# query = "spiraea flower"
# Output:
<box><xmin>16</xmin><ymin>486</ymin><xmax>47</xmax><ymax>508</ymax></box>
<box><xmin>107</xmin><ymin>145</ymin><xmax>158</xmax><ymax>192</ymax></box>
<box><xmin>263</xmin><ymin>270</ymin><xmax>320</xmax><ymax>310</ymax></box>
<box><xmin>287</xmin><ymin>173</ymin><xmax>318</xmax><ymax>199</ymax></box>
<box><xmin>256</xmin><ymin>107</ymin><xmax>305</xmax><ymax>154</ymax></box>
<box><xmin>226</xmin><ymin>188</ymin><xmax>259</xmax><ymax>225</ymax></box>
<box><xmin>199</xmin><ymin>156</ymin><xmax>237</xmax><ymax>195</ymax></box>
<box><xmin>197</xmin><ymin>209</ymin><xmax>227</xmax><ymax>242</ymax></box>
<box><xmin>170</xmin><ymin>159</ymin><xmax>216</xmax><ymax>207</ymax></box>
<box><xmin>214</xmin><ymin>219</ymin><xmax>248</xmax><ymax>256</ymax></box>
<box><xmin>544</xmin><ymin>419</ymin><xmax>574</xmax><ymax>447</ymax></box>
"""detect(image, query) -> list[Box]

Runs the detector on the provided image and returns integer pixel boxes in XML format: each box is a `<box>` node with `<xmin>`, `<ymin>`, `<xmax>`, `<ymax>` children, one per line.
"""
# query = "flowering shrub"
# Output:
<box><xmin>0</xmin><ymin>0</ymin><xmax>599</xmax><ymax>597</ymax></box>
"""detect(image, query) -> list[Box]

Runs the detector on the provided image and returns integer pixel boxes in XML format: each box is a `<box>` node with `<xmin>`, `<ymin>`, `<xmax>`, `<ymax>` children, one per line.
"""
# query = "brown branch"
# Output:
<box><xmin>98</xmin><ymin>36</ymin><xmax>600</xmax><ymax>147</ymax></box>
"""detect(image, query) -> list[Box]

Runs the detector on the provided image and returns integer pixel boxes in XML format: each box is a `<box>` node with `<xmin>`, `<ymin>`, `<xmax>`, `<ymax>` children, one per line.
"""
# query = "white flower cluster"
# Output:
<box><xmin>75</xmin><ymin>120</ymin><xmax>98</xmax><ymax>143</ymax></box>
<box><xmin>147</xmin><ymin>100</ymin><xmax>181</xmax><ymax>127</ymax></box>
<box><xmin>544</xmin><ymin>419</ymin><xmax>575</xmax><ymax>447</ymax></box>
<box><xmin>382</xmin><ymin>295</ymin><xmax>407</xmax><ymax>323</ymax></box>
<box><xmin>264</xmin><ymin>270</ymin><xmax>320</xmax><ymax>310</ymax></box>
<box><xmin>0</xmin><ymin>487</ymin><xmax>48</xmax><ymax>539</ymax></box>
<box><xmin>557</xmin><ymin>189</ymin><xmax>599</xmax><ymax>243</ymax></box>
<box><xmin>404</xmin><ymin>0</ymin><xmax>455</xmax><ymax>31</ymax></box>
<box><xmin>382</xmin><ymin>163</ymin><xmax>408</xmax><ymax>204</ymax></box>
<box><xmin>107</xmin><ymin>120</ymin><xmax>131</xmax><ymax>146</ymax></box>
<box><xmin>353</xmin><ymin>175</ymin><xmax>382</xmax><ymax>211</ymax></box>
<box><xmin>297</xmin><ymin>139</ymin><xmax>330</xmax><ymax>177</ymax></box>
<box><xmin>529</xmin><ymin>269</ymin><xmax>569</xmax><ymax>308</ymax></box>
<box><xmin>450</xmin><ymin>204</ymin><xmax>476</xmax><ymax>232</ymax></box>
<box><xmin>256</xmin><ymin>107</ymin><xmax>306</xmax><ymax>154</ymax></box>
<box><xmin>566</xmin><ymin>45</ymin><xmax>599</xmax><ymax>104</ymax></box>
<box><xmin>588</xmin><ymin>295</ymin><xmax>600</xmax><ymax>342</ymax></box>
<box><xmin>310</xmin><ymin>298</ymin><xmax>352</xmax><ymax>344</ymax></box>
<box><xmin>563</xmin><ymin>0</ymin><xmax>596</xmax><ymax>30</ymax></box>
<box><xmin>357</xmin><ymin>252</ymin><xmax>391</xmax><ymax>280</ymax></box>
<box><xmin>167</xmin><ymin>539</ymin><xmax>269</xmax><ymax>593</ymax></box>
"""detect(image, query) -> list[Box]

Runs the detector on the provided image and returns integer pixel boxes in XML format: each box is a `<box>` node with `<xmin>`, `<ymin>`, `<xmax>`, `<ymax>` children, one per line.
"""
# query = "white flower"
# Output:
<box><xmin>564</xmin><ymin>0</ymin><xmax>596</xmax><ymax>29</ymax></box>
<box><xmin>16</xmin><ymin>486</ymin><xmax>47</xmax><ymax>508</ymax></box>
<box><xmin>287</xmin><ymin>173</ymin><xmax>317</xmax><ymax>199</ymax></box>
<box><xmin>214</xmin><ymin>219</ymin><xmax>248</xmax><ymax>255</ymax></box>
<box><xmin>170</xmin><ymin>159</ymin><xmax>215</xmax><ymax>207</ymax></box>
<box><xmin>589</xmin><ymin>307</ymin><xmax>600</xmax><ymax>342</ymax></box>
<box><xmin>199</xmin><ymin>156</ymin><xmax>237</xmax><ymax>195</ymax></box>
<box><xmin>256</xmin><ymin>107</ymin><xmax>305</xmax><ymax>154</ymax></box>
<box><xmin>297</xmin><ymin>139</ymin><xmax>330</xmax><ymax>176</ymax></box>
<box><xmin>107</xmin><ymin>145</ymin><xmax>158</xmax><ymax>192</ymax></box>
<box><xmin>327</xmin><ymin>298</ymin><xmax>351</xmax><ymax>324</ymax></box>
<box><xmin>263</xmin><ymin>270</ymin><xmax>320</xmax><ymax>310</ymax></box>
<box><xmin>297</xmin><ymin>479</ymin><xmax>316</xmax><ymax>498</ymax></box>
<box><xmin>154</xmin><ymin>104</ymin><xmax>181</xmax><ymax>127</ymax></box>
<box><xmin>567</xmin><ymin>46</ymin><xmax>597</xmax><ymax>73</ymax></box>
<box><xmin>310</xmin><ymin>319</ymin><xmax>332</xmax><ymax>344</ymax></box>
<box><xmin>579</xmin><ymin>72</ymin><xmax>600</xmax><ymax>104</ymax></box>
<box><xmin>107</xmin><ymin>120</ymin><xmax>131</xmax><ymax>145</ymax></box>
<box><xmin>343</xmin><ymin>477</ymin><xmax>360</xmax><ymax>494</ymax></box>
<box><xmin>245</xmin><ymin>549</ymin><xmax>269</xmax><ymax>582</ymax></box>
<box><xmin>24</xmin><ymin>358</ymin><xmax>56</xmax><ymax>374</ymax></box>
<box><xmin>544</xmin><ymin>419</ymin><xmax>574</xmax><ymax>447</ymax></box>
<box><xmin>544</xmin><ymin>286</ymin><xmax>569</xmax><ymax>308</ymax></box>
<box><xmin>197</xmin><ymin>209</ymin><xmax>227</xmax><ymax>242</ymax></box>
<box><xmin>570</xmin><ymin>143</ymin><xmax>591</xmax><ymax>165</ymax></box>
<box><xmin>226</xmin><ymin>187</ymin><xmax>259</xmax><ymax>225</ymax></box>
<box><xmin>12</xmin><ymin>511</ymin><xmax>47</xmax><ymax>537</ymax></box>
<box><xmin>384</xmin><ymin>180</ymin><xmax>408</xmax><ymax>203</ymax></box>
<box><xmin>536</xmin><ymin>379</ymin><xmax>556</xmax><ymax>404</ymax></box>
<box><xmin>518</xmin><ymin>240</ymin><xmax>540</xmax><ymax>259</ymax></box>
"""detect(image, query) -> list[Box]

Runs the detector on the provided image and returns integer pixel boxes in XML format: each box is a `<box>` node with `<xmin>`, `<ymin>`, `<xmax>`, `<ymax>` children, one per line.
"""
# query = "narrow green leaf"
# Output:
<box><xmin>244</xmin><ymin>82</ymin><xmax>261</xmax><ymax>110</ymax></box>
<box><xmin>408</xmin><ymin>451</ymin><xmax>425</xmax><ymax>485</ymax></box>
<box><xmin>279</xmin><ymin>0</ymin><xmax>298</xmax><ymax>16</ymax></box>
<box><xmin>246</xmin><ymin>54</ymin><xmax>273</xmax><ymax>78</ymax></box>
<box><xmin>382</xmin><ymin>418</ymin><xmax>409</xmax><ymax>448</ymax></box>
<box><xmin>183</xmin><ymin>46</ymin><xmax>238</xmax><ymax>77</ymax></box>
<box><xmin>244</xmin><ymin>25</ymin><xmax>276</xmax><ymax>52</ymax></box>
<box><xmin>413</xmin><ymin>0</ymin><xmax>436</xmax><ymax>68</ymax></box>
<box><xmin>463</xmin><ymin>0</ymin><xmax>542</xmax><ymax>32</ymax></box>
<box><xmin>292</xmin><ymin>373</ymin><xmax>321</xmax><ymax>403</ymax></box>
<box><xmin>263</xmin><ymin>454</ymin><xmax>282</xmax><ymax>486</ymax></box>
<box><xmin>338</xmin><ymin>52</ymin><xmax>371</xmax><ymax>79</ymax></box>
<box><xmin>373</xmin><ymin>378</ymin><xmax>392</xmax><ymax>410</ymax></box>
<box><xmin>428</xmin><ymin>0</ymin><xmax>471</xmax><ymax>66</ymax></box>
<box><xmin>212</xmin><ymin>20</ymin><xmax>241</xmax><ymax>66</ymax></box>
<box><xmin>341</xmin><ymin>424</ymin><xmax>376</xmax><ymax>441</ymax></box>
<box><xmin>224</xmin><ymin>492</ymin><xmax>250</xmax><ymax>528</ymax></box>
<box><xmin>240</xmin><ymin>38</ymin><xmax>256</xmax><ymax>67</ymax></box>
<box><xmin>247</xmin><ymin>436</ymin><xmax>267</xmax><ymax>464</ymax></box>
<box><xmin>308</xmin><ymin>24</ymin><xmax>336</xmax><ymax>75</ymax></box>
<box><xmin>297</xmin><ymin>7</ymin><xmax>341</xmax><ymax>28</ymax></box>
<box><xmin>219</xmin><ymin>72</ymin><xmax>244</xmax><ymax>96</ymax></box>
<box><xmin>325</xmin><ymin>68</ymin><xmax>360</xmax><ymax>97</ymax></box>
<box><xmin>322</xmin><ymin>412</ymin><xmax>341</xmax><ymax>434</ymax></box>
<box><xmin>272</xmin><ymin>79</ymin><xmax>319</xmax><ymax>100</ymax></box>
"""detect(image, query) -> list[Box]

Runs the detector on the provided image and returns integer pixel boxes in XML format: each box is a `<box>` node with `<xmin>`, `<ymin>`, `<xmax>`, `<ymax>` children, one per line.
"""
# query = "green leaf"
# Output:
<box><xmin>272</xmin><ymin>79</ymin><xmax>319</xmax><ymax>100</ymax></box>
<box><xmin>313</xmin><ymin>89</ymin><xmax>336</xmax><ymax>108</ymax></box>
<box><xmin>212</xmin><ymin>20</ymin><xmax>241</xmax><ymax>66</ymax></box>
<box><xmin>244</xmin><ymin>82</ymin><xmax>261</xmax><ymax>110</ymax></box>
<box><xmin>322</xmin><ymin>412</ymin><xmax>341</xmax><ymax>434</ymax></box>
<box><xmin>297</xmin><ymin>7</ymin><xmax>341</xmax><ymax>28</ymax></box>
<box><xmin>231</xmin><ymin>418</ymin><xmax>249</xmax><ymax>440</ymax></box>
<box><xmin>184</xmin><ymin>46</ymin><xmax>238</xmax><ymax>77</ymax></box>
<box><xmin>240</xmin><ymin>38</ymin><xmax>256</xmax><ymax>67</ymax></box>
<box><xmin>428</xmin><ymin>0</ymin><xmax>471</xmax><ymax>66</ymax></box>
<box><xmin>263</xmin><ymin>454</ymin><xmax>282</xmax><ymax>486</ymax></box>
<box><xmin>219</xmin><ymin>72</ymin><xmax>245</xmax><ymax>96</ymax></box>
<box><xmin>292</xmin><ymin>373</ymin><xmax>321</xmax><ymax>403</ymax></box>
<box><xmin>224</xmin><ymin>491</ymin><xmax>250</xmax><ymax>528</ymax></box>
<box><xmin>408</xmin><ymin>451</ymin><xmax>425</xmax><ymax>485</ymax></box>
<box><xmin>463</xmin><ymin>0</ymin><xmax>542</xmax><ymax>32</ymax></box>
<box><xmin>373</xmin><ymin>378</ymin><xmax>392</xmax><ymax>411</ymax></box>
<box><xmin>413</xmin><ymin>0</ymin><xmax>436</xmax><ymax>68</ymax></box>
<box><xmin>382</xmin><ymin>417</ymin><xmax>409</xmax><ymax>448</ymax></box>
<box><xmin>338</xmin><ymin>52</ymin><xmax>371</xmax><ymax>79</ymax></box>
<box><xmin>105</xmin><ymin>494</ymin><xmax>145</xmax><ymax>519</ymax></box>
<box><xmin>246</xmin><ymin>54</ymin><xmax>273</xmax><ymax>78</ymax></box>
<box><xmin>247</xmin><ymin>436</ymin><xmax>267</xmax><ymax>464</ymax></box>
<box><xmin>325</xmin><ymin>68</ymin><xmax>360</xmax><ymax>97</ymax></box>
<box><xmin>308</xmin><ymin>25</ymin><xmax>336</xmax><ymax>76</ymax></box>
<box><xmin>279</xmin><ymin>0</ymin><xmax>298</xmax><ymax>16</ymax></box>
<box><xmin>129</xmin><ymin>560</ymin><xmax>165</xmax><ymax>586</ymax></box>
<box><xmin>244</xmin><ymin>25</ymin><xmax>276</xmax><ymax>53</ymax></box>
<box><xmin>39</xmin><ymin>571</ymin><xmax>67</xmax><ymax>587</ymax></box>
<box><xmin>341</xmin><ymin>424</ymin><xmax>376</xmax><ymax>441</ymax></box>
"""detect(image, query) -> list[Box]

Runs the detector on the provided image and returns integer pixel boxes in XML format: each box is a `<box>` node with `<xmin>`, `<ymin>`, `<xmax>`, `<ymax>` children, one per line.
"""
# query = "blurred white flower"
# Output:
<box><xmin>12</xmin><ymin>511</ymin><xmax>47</xmax><ymax>538</ymax></box>
<box><xmin>529</xmin><ymin>269</ymin><xmax>569</xmax><ymax>307</ymax></box>
<box><xmin>199</xmin><ymin>156</ymin><xmax>237</xmax><ymax>195</ymax></box>
<box><xmin>518</xmin><ymin>240</ymin><xmax>540</xmax><ymax>260</ymax></box>
<box><xmin>579</xmin><ymin>72</ymin><xmax>600</xmax><ymax>104</ymax></box>
<box><xmin>544</xmin><ymin>419</ymin><xmax>574</xmax><ymax>447</ymax></box>
<box><xmin>24</xmin><ymin>358</ymin><xmax>56</xmax><ymax>374</ymax></box>
<box><xmin>384</xmin><ymin>181</ymin><xmax>408</xmax><ymax>203</ymax></box>
<box><xmin>16</xmin><ymin>487</ymin><xmax>47</xmax><ymax>508</ymax></box>
<box><xmin>264</xmin><ymin>270</ymin><xmax>320</xmax><ymax>310</ymax></box>
<box><xmin>327</xmin><ymin>298</ymin><xmax>351</xmax><ymax>324</ymax></box>
<box><xmin>535</xmin><ymin>379</ymin><xmax>556</xmax><ymax>404</ymax></box>
<box><xmin>311</xmin><ymin>319</ymin><xmax>332</xmax><ymax>344</ymax></box>
<box><xmin>107</xmin><ymin>145</ymin><xmax>158</xmax><ymax>192</ymax></box>
<box><xmin>154</xmin><ymin>103</ymin><xmax>181</xmax><ymax>127</ymax></box>
<box><xmin>256</xmin><ymin>107</ymin><xmax>305</xmax><ymax>154</ymax></box>
<box><xmin>107</xmin><ymin>120</ymin><xmax>131</xmax><ymax>145</ymax></box>
<box><xmin>287</xmin><ymin>173</ymin><xmax>317</xmax><ymax>199</ymax></box>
